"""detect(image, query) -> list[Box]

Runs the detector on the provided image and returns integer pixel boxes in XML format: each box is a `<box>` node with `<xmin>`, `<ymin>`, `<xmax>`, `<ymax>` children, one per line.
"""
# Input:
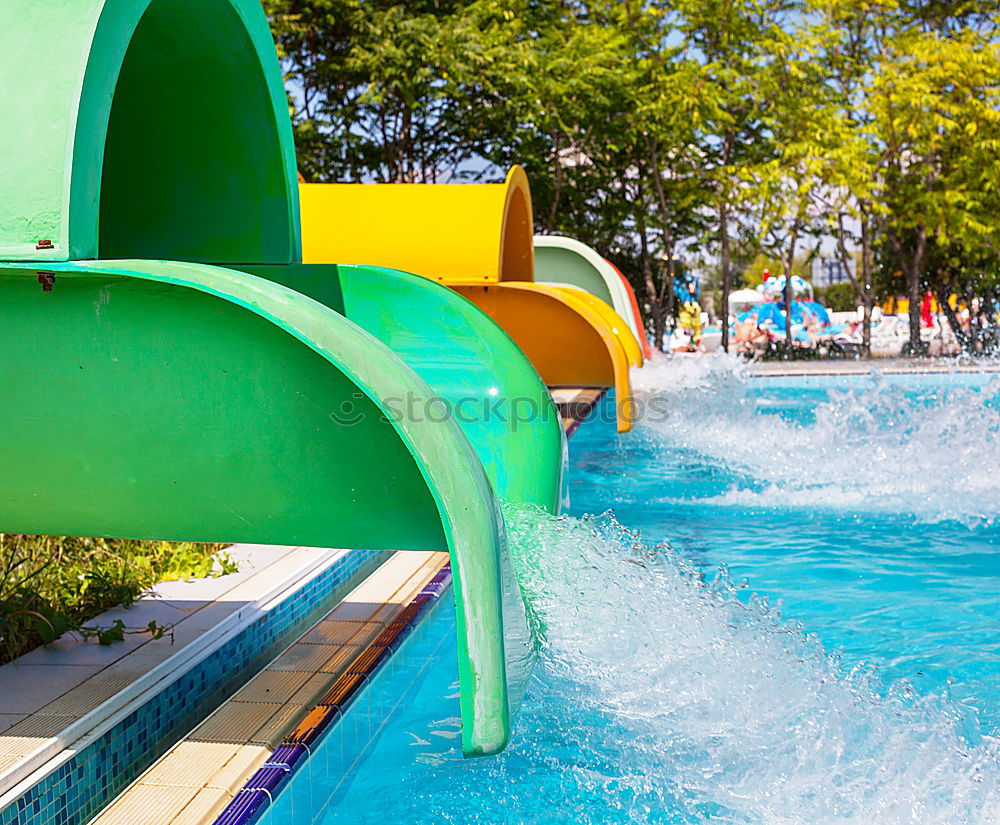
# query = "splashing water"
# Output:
<box><xmin>626</xmin><ymin>354</ymin><xmax>1000</xmax><ymax>528</ymax></box>
<box><xmin>297</xmin><ymin>358</ymin><xmax>1000</xmax><ymax>824</ymax></box>
<box><xmin>505</xmin><ymin>506</ymin><xmax>1000</xmax><ymax>824</ymax></box>
<box><xmin>572</xmin><ymin>357</ymin><xmax>1000</xmax><ymax>723</ymax></box>
<box><xmin>319</xmin><ymin>505</ymin><xmax>1000</xmax><ymax>825</ymax></box>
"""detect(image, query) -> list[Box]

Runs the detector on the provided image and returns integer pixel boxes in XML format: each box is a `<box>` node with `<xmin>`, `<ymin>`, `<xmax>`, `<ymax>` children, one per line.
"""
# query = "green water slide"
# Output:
<box><xmin>0</xmin><ymin>259</ymin><xmax>530</xmax><ymax>756</ymax></box>
<box><xmin>0</xmin><ymin>0</ymin><xmax>538</xmax><ymax>757</ymax></box>
<box><xmin>237</xmin><ymin>264</ymin><xmax>568</xmax><ymax>514</ymax></box>
<box><xmin>0</xmin><ymin>0</ymin><xmax>300</xmax><ymax>263</ymax></box>
<box><xmin>534</xmin><ymin>243</ymin><xmax>616</xmax><ymax>306</ymax></box>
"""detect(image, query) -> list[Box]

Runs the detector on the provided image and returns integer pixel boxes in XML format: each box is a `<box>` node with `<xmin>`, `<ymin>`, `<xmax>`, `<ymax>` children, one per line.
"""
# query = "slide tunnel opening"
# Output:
<box><xmin>534</xmin><ymin>244</ymin><xmax>615</xmax><ymax>305</ymax></box>
<box><xmin>499</xmin><ymin>181</ymin><xmax>533</xmax><ymax>282</ymax></box>
<box><xmin>98</xmin><ymin>0</ymin><xmax>296</xmax><ymax>264</ymax></box>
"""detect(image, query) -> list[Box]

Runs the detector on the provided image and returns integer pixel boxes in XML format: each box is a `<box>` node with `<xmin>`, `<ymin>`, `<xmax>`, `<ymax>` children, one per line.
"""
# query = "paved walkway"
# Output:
<box><xmin>91</xmin><ymin>551</ymin><xmax>448</xmax><ymax>825</ymax></box>
<box><xmin>750</xmin><ymin>356</ymin><xmax>1000</xmax><ymax>376</ymax></box>
<box><xmin>0</xmin><ymin>544</ymin><xmax>346</xmax><ymax>800</ymax></box>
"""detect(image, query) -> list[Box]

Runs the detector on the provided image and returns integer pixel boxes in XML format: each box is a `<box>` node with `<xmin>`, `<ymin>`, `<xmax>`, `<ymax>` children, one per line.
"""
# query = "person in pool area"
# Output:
<box><xmin>676</xmin><ymin>281</ymin><xmax>703</xmax><ymax>351</ymax></box>
<box><xmin>733</xmin><ymin>319</ymin><xmax>770</xmax><ymax>357</ymax></box>
<box><xmin>800</xmin><ymin>305</ymin><xmax>831</xmax><ymax>344</ymax></box>
<box><xmin>921</xmin><ymin>290</ymin><xmax>934</xmax><ymax>328</ymax></box>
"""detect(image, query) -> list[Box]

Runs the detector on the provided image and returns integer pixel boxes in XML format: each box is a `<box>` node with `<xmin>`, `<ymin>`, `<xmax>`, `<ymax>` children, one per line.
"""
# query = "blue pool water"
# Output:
<box><xmin>575</xmin><ymin>361</ymin><xmax>1000</xmax><ymax>729</ymax></box>
<box><xmin>272</xmin><ymin>358</ymin><xmax>1000</xmax><ymax>824</ymax></box>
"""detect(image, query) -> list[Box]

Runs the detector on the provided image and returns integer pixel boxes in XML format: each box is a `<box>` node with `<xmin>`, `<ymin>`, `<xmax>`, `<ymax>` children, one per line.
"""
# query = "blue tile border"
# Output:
<box><xmin>210</xmin><ymin>565</ymin><xmax>452</xmax><ymax>825</ymax></box>
<box><xmin>0</xmin><ymin>549</ymin><xmax>389</xmax><ymax>825</ymax></box>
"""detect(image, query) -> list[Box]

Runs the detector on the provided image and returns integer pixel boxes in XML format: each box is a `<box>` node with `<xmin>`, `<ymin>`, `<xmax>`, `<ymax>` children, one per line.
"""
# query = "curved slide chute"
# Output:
<box><xmin>534</xmin><ymin>235</ymin><xmax>646</xmax><ymax>358</ymax></box>
<box><xmin>299</xmin><ymin>171</ymin><xmax>635</xmax><ymax>431</ymax></box>
<box><xmin>0</xmin><ymin>0</ymin><xmax>531</xmax><ymax>758</ymax></box>
<box><xmin>236</xmin><ymin>263</ymin><xmax>567</xmax><ymax>513</ymax></box>
<box><xmin>0</xmin><ymin>260</ymin><xmax>529</xmax><ymax>757</ymax></box>
<box><xmin>605</xmin><ymin>259</ymin><xmax>653</xmax><ymax>361</ymax></box>
<box><xmin>551</xmin><ymin>285</ymin><xmax>644</xmax><ymax>368</ymax></box>
<box><xmin>453</xmin><ymin>283</ymin><xmax>633</xmax><ymax>433</ymax></box>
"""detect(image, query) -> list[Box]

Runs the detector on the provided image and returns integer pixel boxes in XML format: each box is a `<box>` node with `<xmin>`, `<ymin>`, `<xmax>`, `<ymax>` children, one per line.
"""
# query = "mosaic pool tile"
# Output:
<box><xmin>0</xmin><ymin>550</ymin><xmax>387</xmax><ymax>825</ymax></box>
<box><xmin>209</xmin><ymin>564</ymin><xmax>452</xmax><ymax>825</ymax></box>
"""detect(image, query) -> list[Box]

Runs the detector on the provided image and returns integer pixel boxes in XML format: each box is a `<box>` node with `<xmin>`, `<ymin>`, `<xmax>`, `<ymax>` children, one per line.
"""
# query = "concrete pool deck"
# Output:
<box><xmin>749</xmin><ymin>356</ymin><xmax>1000</xmax><ymax>377</ymax></box>
<box><xmin>89</xmin><ymin>551</ymin><xmax>448</xmax><ymax>825</ymax></box>
<box><xmin>0</xmin><ymin>544</ymin><xmax>342</xmax><ymax>799</ymax></box>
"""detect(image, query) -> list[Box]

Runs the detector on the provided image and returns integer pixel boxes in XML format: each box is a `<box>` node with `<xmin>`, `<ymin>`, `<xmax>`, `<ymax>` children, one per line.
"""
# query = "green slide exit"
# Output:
<box><xmin>237</xmin><ymin>263</ymin><xmax>567</xmax><ymax>515</ymax></box>
<box><xmin>0</xmin><ymin>259</ymin><xmax>530</xmax><ymax>757</ymax></box>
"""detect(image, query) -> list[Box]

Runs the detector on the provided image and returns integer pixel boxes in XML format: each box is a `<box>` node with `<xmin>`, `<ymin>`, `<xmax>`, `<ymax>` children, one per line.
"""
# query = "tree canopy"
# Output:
<box><xmin>265</xmin><ymin>0</ymin><xmax>1000</xmax><ymax>352</ymax></box>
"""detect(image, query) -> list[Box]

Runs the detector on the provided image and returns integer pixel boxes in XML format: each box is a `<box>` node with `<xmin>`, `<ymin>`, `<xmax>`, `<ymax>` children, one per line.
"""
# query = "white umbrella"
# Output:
<box><xmin>728</xmin><ymin>288</ymin><xmax>763</xmax><ymax>307</ymax></box>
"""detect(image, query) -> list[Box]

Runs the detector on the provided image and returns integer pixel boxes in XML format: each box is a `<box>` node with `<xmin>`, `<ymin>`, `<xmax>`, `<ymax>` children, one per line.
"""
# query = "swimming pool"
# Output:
<box><xmin>595</xmin><ymin>359</ymin><xmax>1000</xmax><ymax>728</ymax></box>
<box><xmin>268</xmin><ymin>358</ymin><xmax>1000</xmax><ymax>824</ymax></box>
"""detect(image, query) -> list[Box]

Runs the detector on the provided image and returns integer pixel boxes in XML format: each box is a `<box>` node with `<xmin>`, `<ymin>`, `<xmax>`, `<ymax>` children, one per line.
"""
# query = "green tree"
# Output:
<box><xmin>265</xmin><ymin>0</ymin><xmax>1000</xmax><ymax>360</ymax></box>
<box><xmin>873</xmin><ymin>23</ymin><xmax>1000</xmax><ymax>351</ymax></box>
<box><xmin>745</xmin><ymin>15</ymin><xmax>843</xmax><ymax>341</ymax></box>
<box><xmin>617</xmin><ymin>1</ymin><xmax>716</xmax><ymax>348</ymax></box>
<box><xmin>803</xmin><ymin>0</ymin><xmax>883</xmax><ymax>353</ymax></box>
<box><xmin>671</xmin><ymin>0</ymin><xmax>799</xmax><ymax>350</ymax></box>
<box><xmin>264</xmin><ymin>0</ymin><xmax>529</xmax><ymax>182</ymax></box>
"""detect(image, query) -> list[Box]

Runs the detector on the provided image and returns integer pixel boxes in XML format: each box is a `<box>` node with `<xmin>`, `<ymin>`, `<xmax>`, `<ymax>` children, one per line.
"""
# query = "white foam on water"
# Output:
<box><xmin>630</xmin><ymin>355</ymin><xmax>1000</xmax><ymax>528</ymax></box>
<box><xmin>326</xmin><ymin>358</ymin><xmax>1000</xmax><ymax>825</ymax></box>
<box><xmin>499</xmin><ymin>505</ymin><xmax>1000</xmax><ymax>825</ymax></box>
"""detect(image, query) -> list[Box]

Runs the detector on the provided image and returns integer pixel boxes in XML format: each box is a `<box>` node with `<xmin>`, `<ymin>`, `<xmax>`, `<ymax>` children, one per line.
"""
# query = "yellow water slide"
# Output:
<box><xmin>453</xmin><ymin>283</ymin><xmax>633</xmax><ymax>432</ymax></box>
<box><xmin>300</xmin><ymin>167</ymin><xmax>635</xmax><ymax>431</ymax></box>
<box><xmin>551</xmin><ymin>286</ymin><xmax>644</xmax><ymax>368</ymax></box>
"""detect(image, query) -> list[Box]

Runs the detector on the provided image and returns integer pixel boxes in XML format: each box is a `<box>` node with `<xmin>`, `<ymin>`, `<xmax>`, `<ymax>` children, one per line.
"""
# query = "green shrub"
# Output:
<box><xmin>816</xmin><ymin>282</ymin><xmax>858</xmax><ymax>312</ymax></box>
<box><xmin>0</xmin><ymin>535</ymin><xmax>235</xmax><ymax>664</ymax></box>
